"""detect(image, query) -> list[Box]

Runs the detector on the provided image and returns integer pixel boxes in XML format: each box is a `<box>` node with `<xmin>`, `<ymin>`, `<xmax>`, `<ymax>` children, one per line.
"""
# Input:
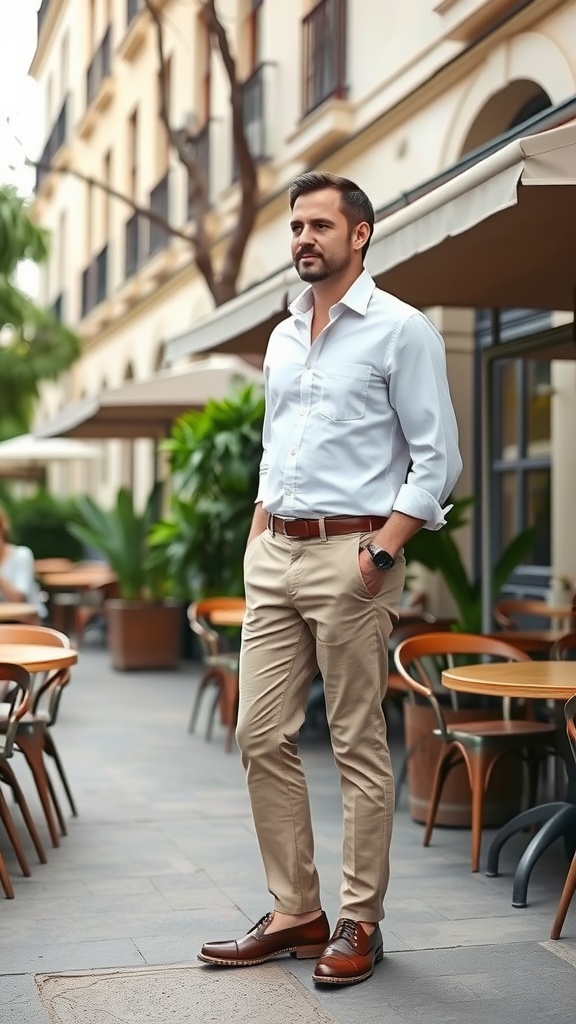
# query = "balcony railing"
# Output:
<box><xmin>81</xmin><ymin>244</ymin><xmax>108</xmax><ymax>318</ymax></box>
<box><xmin>149</xmin><ymin>174</ymin><xmax>170</xmax><ymax>256</ymax></box>
<box><xmin>87</xmin><ymin>26</ymin><xmax>112</xmax><ymax>108</ymax></box>
<box><xmin>125</xmin><ymin>211</ymin><xmax>144</xmax><ymax>278</ymax></box>
<box><xmin>36</xmin><ymin>94</ymin><xmax>70</xmax><ymax>191</ymax></box>
<box><xmin>187</xmin><ymin>124</ymin><xmax>210</xmax><ymax>218</ymax></box>
<box><xmin>302</xmin><ymin>0</ymin><xmax>346</xmax><ymax>116</ymax></box>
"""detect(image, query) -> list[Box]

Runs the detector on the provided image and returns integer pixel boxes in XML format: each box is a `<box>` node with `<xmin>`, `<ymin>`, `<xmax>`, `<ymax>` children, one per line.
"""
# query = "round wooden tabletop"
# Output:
<box><xmin>209</xmin><ymin>609</ymin><xmax>245</xmax><ymax>627</ymax></box>
<box><xmin>40</xmin><ymin>570</ymin><xmax>116</xmax><ymax>589</ymax></box>
<box><xmin>0</xmin><ymin>603</ymin><xmax>38</xmax><ymax>622</ymax></box>
<box><xmin>442</xmin><ymin>660</ymin><xmax>576</xmax><ymax>701</ymax></box>
<box><xmin>0</xmin><ymin>644</ymin><xmax>77</xmax><ymax>672</ymax></box>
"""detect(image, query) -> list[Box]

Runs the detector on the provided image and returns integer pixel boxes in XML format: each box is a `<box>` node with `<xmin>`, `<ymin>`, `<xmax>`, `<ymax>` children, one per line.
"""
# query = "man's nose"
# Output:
<box><xmin>298</xmin><ymin>224</ymin><xmax>315</xmax><ymax>246</ymax></box>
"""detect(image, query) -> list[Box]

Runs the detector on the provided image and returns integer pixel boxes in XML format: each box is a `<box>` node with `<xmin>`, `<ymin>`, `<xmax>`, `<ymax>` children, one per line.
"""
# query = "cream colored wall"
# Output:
<box><xmin>32</xmin><ymin>0</ymin><xmax>576</xmax><ymax>552</ymax></box>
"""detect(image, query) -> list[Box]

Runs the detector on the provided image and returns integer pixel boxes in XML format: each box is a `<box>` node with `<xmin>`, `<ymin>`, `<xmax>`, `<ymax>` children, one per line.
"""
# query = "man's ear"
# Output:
<box><xmin>353</xmin><ymin>221</ymin><xmax>371</xmax><ymax>251</ymax></box>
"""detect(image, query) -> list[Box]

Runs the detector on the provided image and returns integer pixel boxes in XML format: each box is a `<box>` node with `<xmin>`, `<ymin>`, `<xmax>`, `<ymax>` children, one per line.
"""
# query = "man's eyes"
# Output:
<box><xmin>291</xmin><ymin>223</ymin><xmax>331</xmax><ymax>232</ymax></box>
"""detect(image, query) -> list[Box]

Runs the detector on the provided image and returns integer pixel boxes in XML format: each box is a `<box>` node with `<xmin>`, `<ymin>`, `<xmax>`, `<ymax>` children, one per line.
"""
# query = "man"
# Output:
<box><xmin>199</xmin><ymin>173</ymin><xmax>462</xmax><ymax>985</ymax></box>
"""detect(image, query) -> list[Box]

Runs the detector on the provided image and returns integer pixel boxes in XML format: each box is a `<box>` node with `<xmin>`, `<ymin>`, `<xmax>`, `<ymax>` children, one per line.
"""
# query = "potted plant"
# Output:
<box><xmin>149</xmin><ymin>384</ymin><xmax>265</xmax><ymax>599</ymax></box>
<box><xmin>71</xmin><ymin>486</ymin><xmax>181</xmax><ymax>670</ymax></box>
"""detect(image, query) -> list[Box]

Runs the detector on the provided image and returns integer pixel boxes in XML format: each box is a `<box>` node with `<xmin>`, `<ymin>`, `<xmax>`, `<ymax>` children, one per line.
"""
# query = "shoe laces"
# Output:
<box><xmin>333</xmin><ymin>918</ymin><xmax>359</xmax><ymax>945</ymax></box>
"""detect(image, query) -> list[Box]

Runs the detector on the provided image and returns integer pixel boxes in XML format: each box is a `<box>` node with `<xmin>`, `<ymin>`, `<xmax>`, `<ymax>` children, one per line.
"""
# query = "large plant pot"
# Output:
<box><xmin>106</xmin><ymin>599</ymin><xmax>181</xmax><ymax>670</ymax></box>
<box><xmin>404</xmin><ymin>703</ymin><xmax>524</xmax><ymax>828</ymax></box>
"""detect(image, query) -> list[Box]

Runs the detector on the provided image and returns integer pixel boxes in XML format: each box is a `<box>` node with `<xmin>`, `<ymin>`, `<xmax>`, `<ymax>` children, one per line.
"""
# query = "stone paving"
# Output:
<box><xmin>0</xmin><ymin>647</ymin><xmax>575</xmax><ymax>1023</ymax></box>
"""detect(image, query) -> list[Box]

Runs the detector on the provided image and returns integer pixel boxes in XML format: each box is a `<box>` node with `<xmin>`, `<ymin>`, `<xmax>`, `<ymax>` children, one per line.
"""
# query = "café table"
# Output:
<box><xmin>487</xmin><ymin>630</ymin><xmax>567</xmax><ymax>654</ymax></box>
<box><xmin>0</xmin><ymin>602</ymin><xmax>39</xmax><ymax>624</ymax></box>
<box><xmin>209</xmin><ymin>607</ymin><xmax>245</xmax><ymax>628</ymax></box>
<box><xmin>39</xmin><ymin>567</ymin><xmax>117</xmax><ymax>637</ymax></box>
<box><xmin>442</xmin><ymin>660</ymin><xmax>576</xmax><ymax>907</ymax></box>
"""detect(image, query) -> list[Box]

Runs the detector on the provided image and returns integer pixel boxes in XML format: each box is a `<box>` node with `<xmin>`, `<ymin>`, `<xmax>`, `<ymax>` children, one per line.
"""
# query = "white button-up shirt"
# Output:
<box><xmin>256</xmin><ymin>270</ymin><xmax>462</xmax><ymax>530</ymax></box>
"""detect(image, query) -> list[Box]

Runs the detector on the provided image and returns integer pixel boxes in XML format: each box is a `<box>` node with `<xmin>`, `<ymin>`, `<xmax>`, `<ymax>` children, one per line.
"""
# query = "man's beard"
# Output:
<box><xmin>295</xmin><ymin>250</ymin><xmax>350</xmax><ymax>282</ymax></box>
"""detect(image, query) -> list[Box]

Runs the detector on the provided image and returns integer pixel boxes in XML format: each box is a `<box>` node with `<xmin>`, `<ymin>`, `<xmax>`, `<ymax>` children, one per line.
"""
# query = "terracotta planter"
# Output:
<box><xmin>404</xmin><ymin>702</ymin><xmax>524</xmax><ymax>828</ymax></box>
<box><xmin>106</xmin><ymin>599</ymin><xmax>181</xmax><ymax>670</ymax></box>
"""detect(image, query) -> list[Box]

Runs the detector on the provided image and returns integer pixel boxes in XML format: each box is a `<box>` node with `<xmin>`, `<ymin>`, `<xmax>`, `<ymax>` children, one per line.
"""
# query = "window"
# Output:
<box><xmin>302</xmin><ymin>0</ymin><xmax>346</xmax><ymax>115</ymax></box>
<box><xmin>491</xmin><ymin>353</ymin><xmax>552</xmax><ymax>568</ymax></box>
<box><xmin>128</xmin><ymin>107</ymin><xmax>138</xmax><ymax>199</ymax></box>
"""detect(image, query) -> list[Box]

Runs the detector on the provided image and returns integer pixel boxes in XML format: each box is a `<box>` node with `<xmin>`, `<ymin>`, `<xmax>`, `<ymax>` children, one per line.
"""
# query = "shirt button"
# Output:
<box><xmin>299</xmin><ymin>408</ymin><xmax>305</xmax><ymax>415</ymax></box>
<box><xmin>291</xmin><ymin>448</ymin><xmax>297</xmax><ymax>455</ymax></box>
<box><xmin>306</xmin><ymin>363</ymin><xmax>312</xmax><ymax>370</ymax></box>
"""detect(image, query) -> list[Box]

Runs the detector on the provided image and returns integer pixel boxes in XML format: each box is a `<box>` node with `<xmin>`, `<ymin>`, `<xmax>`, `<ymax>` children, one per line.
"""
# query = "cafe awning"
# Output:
<box><xmin>36</xmin><ymin>355</ymin><xmax>263</xmax><ymax>440</ymax></box>
<box><xmin>367</xmin><ymin>120</ymin><xmax>576</xmax><ymax>311</ymax></box>
<box><xmin>164</xmin><ymin>268</ymin><xmax>301</xmax><ymax>364</ymax></box>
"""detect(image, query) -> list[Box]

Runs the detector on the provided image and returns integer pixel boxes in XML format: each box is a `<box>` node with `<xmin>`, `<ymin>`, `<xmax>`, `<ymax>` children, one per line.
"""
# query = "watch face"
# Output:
<box><xmin>368</xmin><ymin>544</ymin><xmax>395</xmax><ymax>571</ymax></box>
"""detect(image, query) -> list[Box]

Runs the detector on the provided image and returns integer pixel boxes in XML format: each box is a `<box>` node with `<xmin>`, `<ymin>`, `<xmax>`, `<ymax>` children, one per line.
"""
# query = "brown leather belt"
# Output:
<box><xmin>267</xmin><ymin>515</ymin><xmax>387</xmax><ymax>539</ymax></box>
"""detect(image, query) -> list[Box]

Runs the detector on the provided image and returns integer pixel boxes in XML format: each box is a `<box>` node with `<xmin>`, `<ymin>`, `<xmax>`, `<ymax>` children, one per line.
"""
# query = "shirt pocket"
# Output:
<box><xmin>319</xmin><ymin>362</ymin><xmax>372</xmax><ymax>422</ymax></box>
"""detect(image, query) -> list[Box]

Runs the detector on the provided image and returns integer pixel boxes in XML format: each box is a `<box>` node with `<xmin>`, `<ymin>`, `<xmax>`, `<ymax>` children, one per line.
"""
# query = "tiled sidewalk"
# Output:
<box><xmin>0</xmin><ymin>648</ymin><xmax>574</xmax><ymax>1023</ymax></box>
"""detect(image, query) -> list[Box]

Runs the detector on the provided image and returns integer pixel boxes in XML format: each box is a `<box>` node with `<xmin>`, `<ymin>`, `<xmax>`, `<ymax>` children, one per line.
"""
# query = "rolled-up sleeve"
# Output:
<box><xmin>387</xmin><ymin>313</ymin><xmax>462</xmax><ymax>530</ymax></box>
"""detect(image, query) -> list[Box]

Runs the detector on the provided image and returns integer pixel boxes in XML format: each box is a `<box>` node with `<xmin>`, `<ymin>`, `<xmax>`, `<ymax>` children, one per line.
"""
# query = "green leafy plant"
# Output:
<box><xmin>150</xmin><ymin>384</ymin><xmax>265</xmax><ymax>598</ymax></box>
<box><xmin>0</xmin><ymin>185</ymin><xmax>80</xmax><ymax>438</ymax></box>
<box><xmin>70</xmin><ymin>486</ymin><xmax>167</xmax><ymax>601</ymax></box>
<box><xmin>405</xmin><ymin>496</ymin><xmax>537</xmax><ymax>632</ymax></box>
<box><xmin>2</xmin><ymin>489</ymin><xmax>84</xmax><ymax>560</ymax></box>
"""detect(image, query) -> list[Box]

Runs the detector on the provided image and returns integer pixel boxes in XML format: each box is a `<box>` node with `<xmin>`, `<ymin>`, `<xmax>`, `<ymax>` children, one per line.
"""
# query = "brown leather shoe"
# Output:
<box><xmin>198</xmin><ymin>911</ymin><xmax>330</xmax><ymax>967</ymax></box>
<box><xmin>312</xmin><ymin>918</ymin><xmax>384</xmax><ymax>985</ymax></box>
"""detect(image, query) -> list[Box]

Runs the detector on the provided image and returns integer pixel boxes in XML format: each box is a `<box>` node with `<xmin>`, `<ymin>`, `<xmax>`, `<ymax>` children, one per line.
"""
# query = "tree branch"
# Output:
<box><xmin>204</xmin><ymin>0</ymin><xmax>259</xmax><ymax>303</ymax></box>
<box><xmin>28</xmin><ymin>160</ymin><xmax>194</xmax><ymax>246</ymax></box>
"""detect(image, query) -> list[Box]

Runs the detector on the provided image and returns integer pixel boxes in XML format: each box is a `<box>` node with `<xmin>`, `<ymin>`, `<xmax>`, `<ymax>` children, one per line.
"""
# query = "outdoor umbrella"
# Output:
<box><xmin>0</xmin><ymin>434</ymin><xmax>101</xmax><ymax>479</ymax></box>
<box><xmin>35</xmin><ymin>355</ymin><xmax>264</xmax><ymax>440</ymax></box>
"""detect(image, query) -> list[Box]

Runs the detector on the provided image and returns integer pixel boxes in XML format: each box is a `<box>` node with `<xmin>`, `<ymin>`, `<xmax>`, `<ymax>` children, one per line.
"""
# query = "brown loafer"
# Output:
<box><xmin>312</xmin><ymin>918</ymin><xmax>384</xmax><ymax>985</ymax></box>
<box><xmin>198</xmin><ymin>911</ymin><xmax>330</xmax><ymax>967</ymax></box>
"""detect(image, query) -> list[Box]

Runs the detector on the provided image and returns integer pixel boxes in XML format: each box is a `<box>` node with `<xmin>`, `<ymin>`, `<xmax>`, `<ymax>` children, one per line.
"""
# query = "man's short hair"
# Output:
<box><xmin>288</xmin><ymin>172</ymin><xmax>375</xmax><ymax>260</ymax></box>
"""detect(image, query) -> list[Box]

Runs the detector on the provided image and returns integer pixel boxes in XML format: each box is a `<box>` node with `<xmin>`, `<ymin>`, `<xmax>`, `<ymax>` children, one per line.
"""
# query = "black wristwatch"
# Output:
<box><xmin>365</xmin><ymin>542</ymin><xmax>395</xmax><ymax>571</ymax></box>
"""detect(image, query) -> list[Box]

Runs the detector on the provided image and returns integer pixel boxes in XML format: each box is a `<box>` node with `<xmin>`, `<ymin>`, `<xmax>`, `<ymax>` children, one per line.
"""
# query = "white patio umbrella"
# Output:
<box><xmin>0</xmin><ymin>433</ymin><xmax>101</xmax><ymax>478</ymax></box>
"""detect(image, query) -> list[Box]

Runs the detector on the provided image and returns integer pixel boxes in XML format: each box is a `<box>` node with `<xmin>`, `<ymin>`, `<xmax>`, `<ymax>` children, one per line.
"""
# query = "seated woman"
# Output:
<box><xmin>0</xmin><ymin>507</ymin><xmax>46</xmax><ymax>619</ymax></box>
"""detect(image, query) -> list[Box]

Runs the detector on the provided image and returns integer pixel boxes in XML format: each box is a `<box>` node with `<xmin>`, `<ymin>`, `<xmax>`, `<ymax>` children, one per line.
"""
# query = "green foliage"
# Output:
<box><xmin>0</xmin><ymin>186</ymin><xmax>80</xmax><ymax>438</ymax></box>
<box><xmin>2</xmin><ymin>489</ymin><xmax>83</xmax><ymax>560</ymax></box>
<box><xmin>70</xmin><ymin>486</ymin><xmax>168</xmax><ymax>601</ymax></box>
<box><xmin>405</xmin><ymin>496</ymin><xmax>537</xmax><ymax>632</ymax></box>
<box><xmin>150</xmin><ymin>384</ymin><xmax>265</xmax><ymax>598</ymax></box>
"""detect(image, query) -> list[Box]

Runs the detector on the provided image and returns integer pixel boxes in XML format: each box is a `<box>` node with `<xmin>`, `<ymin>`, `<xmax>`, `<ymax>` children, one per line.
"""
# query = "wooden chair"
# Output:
<box><xmin>0</xmin><ymin>663</ymin><xmax>47</xmax><ymax>898</ymax></box>
<box><xmin>551</xmin><ymin>694</ymin><xmax>576</xmax><ymax>939</ymax></box>
<box><xmin>0</xmin><ymin>625</ymin><xmax>75</xmax><ymax>846</ymax></box>
<box><xmin>187</xmin><ymin>598</ymin><xmax>245</xmax><ymax>753</ymax></box>
<box><xmin>393</xmin><ymin>632</ymin><xmax>557</xmax><ymax>872</ymax></box>
<box><xmin>494</xmin><ymin>599</ymin><xmax>576</xmax><ymax>630</ymax></box>
<box><xmin>550</xmin><ymin>632</ymin><xmax>576</xmax><ymax>661</ymax></box>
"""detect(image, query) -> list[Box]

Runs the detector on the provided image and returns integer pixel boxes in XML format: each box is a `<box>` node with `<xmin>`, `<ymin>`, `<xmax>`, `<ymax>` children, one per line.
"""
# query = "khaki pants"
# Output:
<box><xmin>236</xmin><ymin>527</ymin><xmax>405</xmax><ymax>923</ymax></box>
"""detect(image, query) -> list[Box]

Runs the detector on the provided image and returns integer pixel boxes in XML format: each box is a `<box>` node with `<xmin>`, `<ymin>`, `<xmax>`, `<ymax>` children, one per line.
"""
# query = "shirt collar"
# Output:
<box><xmin>289</xmin><ymin>268</ymin><xmax>376</xmax><ymax>322</ymax></box>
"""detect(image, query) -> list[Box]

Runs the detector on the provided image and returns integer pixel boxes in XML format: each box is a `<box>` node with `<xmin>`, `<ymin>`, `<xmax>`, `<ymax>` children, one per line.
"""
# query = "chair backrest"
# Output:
<box><xmin>0</xmin><ymin>663</ymin><xmax>31</xmax><ymax>758</ymax></box>
<box><xmin>0</xmin><ymin>624</ymin><xmax>70</xmax><ymax>648</ymax></box>
<box><xmin>0</xmin><ymin>625</ymin><xmax>71</xmax><ymax>725</ymax></box>
<box><xmin>494</xmin><ymin>599</ymin><xmax>575</xmax><ymax>629</ymax></box>
<box><xmin>550</xmin><ymin>632</ymin><xmax>576</xmax><ymax>661</ymax></box>
<box><xmin>564</xmin><ymin>693</ymin><xmax>576</xmax><ymax>766</ymax></box>
<box><xmin>393</xmin><ymin>632</ymin><xmax>531</xmax><ymax>739</ymax></box>
<box><xmin>187</xmin><ymin>599</ymin><xmax>245</xmax><ymax>660</ymax></box>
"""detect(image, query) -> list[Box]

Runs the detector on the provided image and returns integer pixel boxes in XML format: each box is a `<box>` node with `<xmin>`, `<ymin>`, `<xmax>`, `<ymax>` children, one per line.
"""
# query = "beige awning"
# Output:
<box><xmin>367</xmin><ymin>121</ymin><xmax>576</xmax><ymax>310</ymax></box>
<box><xmin>165</xmin><ymin>268</ymin><xmax>301</xmax><ymax>364</ymax></box>
<box><xmin>36</xmin><ymin>355</ymin><xmax>263</xmax><ymax>439</ymax></box>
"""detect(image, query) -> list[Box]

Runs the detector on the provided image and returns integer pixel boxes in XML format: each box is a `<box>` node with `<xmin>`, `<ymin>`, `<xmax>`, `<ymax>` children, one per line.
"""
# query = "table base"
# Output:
<box><xmin>486</xmin><ymin>801</ymin><xmax>576</xmax><ymax>907</ymax></box>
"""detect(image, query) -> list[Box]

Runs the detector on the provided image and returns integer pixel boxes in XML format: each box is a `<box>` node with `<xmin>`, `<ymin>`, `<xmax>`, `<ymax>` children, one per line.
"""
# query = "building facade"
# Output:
<box><xmin>31</xmin><ymin>0</ymin><xmax>576</xmax><ymax>593</ymax></box>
